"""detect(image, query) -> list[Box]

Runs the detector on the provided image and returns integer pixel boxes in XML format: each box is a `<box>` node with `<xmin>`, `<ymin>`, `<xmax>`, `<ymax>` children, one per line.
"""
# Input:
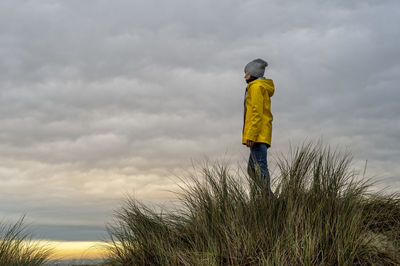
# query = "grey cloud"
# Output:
<box><xmin>0</xmin><ymin>0</ymin><xmax>399</xmax><ymax>241</ymax></box>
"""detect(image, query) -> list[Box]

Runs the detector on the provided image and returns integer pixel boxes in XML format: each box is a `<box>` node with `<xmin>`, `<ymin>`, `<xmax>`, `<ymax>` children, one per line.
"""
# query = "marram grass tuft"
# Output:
<box><xmin>105</xmin><ymin>142</ymin><xmax>400</xmax><ymax>265</ymax></box>
<box><xmin>0</xmin><ymin>216</ymin><xmax>53</xmax><ymax>266</ymax></box>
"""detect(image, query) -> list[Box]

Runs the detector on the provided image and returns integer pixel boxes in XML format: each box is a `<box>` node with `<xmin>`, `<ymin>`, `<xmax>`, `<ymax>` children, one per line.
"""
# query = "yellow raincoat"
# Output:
<box><xmin>242</xmin><ymin>78</ymin><xmax>275</xmax><ymax>146</ymax></box>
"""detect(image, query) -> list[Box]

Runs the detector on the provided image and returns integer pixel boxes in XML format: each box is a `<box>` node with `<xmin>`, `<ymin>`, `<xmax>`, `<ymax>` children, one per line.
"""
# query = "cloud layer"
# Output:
<box><xmin>0</xmin><ymin>0</ymin><xmax>399</xmax><ymax>240</ymax></box>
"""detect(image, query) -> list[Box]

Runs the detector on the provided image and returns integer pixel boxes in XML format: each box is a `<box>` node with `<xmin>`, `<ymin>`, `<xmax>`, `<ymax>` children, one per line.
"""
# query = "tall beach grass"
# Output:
<box><xmin>0</xmin><ymin>216</ymin><xmax>52</xmax><ymax>266</ymax></box>
<box><xmin>105</xmin><ymin>142</ymin><xmax>400</xmax><ymax>265</ymax></box>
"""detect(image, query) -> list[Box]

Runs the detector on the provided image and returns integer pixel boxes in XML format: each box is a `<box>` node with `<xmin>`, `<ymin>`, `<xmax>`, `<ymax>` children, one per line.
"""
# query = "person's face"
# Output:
<box><xmin>244</xmin><ymin>72</ymin><xmax>251</xmax><ymax>81</ymax></box>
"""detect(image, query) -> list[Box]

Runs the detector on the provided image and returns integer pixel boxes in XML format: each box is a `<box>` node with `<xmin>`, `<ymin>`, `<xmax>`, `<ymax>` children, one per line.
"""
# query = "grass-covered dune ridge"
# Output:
<box><xmin>0</xmin><ymin>216</ymin><xmax>52</xmax><ymax>266</ymax></box>
<box><xmin>105</xmin><ymin>142</ymin><xmax>400</xmax><ymax>265</ymax></box>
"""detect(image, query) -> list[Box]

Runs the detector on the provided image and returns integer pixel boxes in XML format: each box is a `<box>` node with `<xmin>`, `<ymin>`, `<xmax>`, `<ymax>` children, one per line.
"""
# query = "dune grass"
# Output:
<box><xmin>104</xmin><ymin>142</ymin><xmax>400</xmax><ymax>265</ymax></box>
<box><xmin>0</xmin><ymin>216</ymin><xmax>53</xmax><ymax>266</ymax></box>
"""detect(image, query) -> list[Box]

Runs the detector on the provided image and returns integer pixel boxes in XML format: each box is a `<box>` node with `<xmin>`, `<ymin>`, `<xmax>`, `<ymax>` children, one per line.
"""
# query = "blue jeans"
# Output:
<box><xmin>248</xmin><ymin>142</ymin><xmax>273</xmax><ymax>195</ymax></box>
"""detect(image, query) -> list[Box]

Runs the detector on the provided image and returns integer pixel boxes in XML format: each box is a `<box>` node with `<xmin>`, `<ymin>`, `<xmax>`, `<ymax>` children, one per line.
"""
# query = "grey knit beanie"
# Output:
<box><xmin>244</xmin><ymin>58</ymin><xmax>268</xmax><ymax>77</ymax></box>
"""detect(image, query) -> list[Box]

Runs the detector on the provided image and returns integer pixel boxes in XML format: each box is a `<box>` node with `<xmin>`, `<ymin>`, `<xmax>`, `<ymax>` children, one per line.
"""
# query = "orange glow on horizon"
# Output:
<box><xmin>37</xmin><ymin>241</ymin><xmax>109</xmax><ymax>260</ymax></box>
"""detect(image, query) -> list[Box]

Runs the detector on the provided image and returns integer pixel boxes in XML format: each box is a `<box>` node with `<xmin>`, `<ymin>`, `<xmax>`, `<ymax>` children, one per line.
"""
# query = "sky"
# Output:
<box><xmin>1</xmin><ymin>0</ymin><xmax>399</xmax><ymax>256</ymax></box>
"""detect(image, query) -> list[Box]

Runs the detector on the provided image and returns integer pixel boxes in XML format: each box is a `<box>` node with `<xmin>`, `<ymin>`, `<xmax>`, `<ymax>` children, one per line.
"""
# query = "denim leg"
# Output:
<box><xmin>247</xmin><ymin>143</ymin><xmax>272</xmax><ymax>195</ymax></box>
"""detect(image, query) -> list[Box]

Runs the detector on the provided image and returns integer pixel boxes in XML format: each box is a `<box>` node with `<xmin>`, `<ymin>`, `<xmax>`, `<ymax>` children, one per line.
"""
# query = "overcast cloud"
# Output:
<box><xmin>0</xmin><ymin>0</ymin><xmax>399</xmax><ymax>241</ymax></box>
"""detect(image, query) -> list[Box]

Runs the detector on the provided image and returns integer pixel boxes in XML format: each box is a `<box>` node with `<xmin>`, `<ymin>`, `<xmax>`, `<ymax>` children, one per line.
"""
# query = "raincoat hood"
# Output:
<box><xmin>248</xmin><ymin>78</ymin><xmax>275</xmax><ymax>97</ymax></box>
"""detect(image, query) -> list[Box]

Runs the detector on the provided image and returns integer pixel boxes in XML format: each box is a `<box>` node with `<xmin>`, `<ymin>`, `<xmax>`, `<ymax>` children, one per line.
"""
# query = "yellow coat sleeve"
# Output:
<box><xmin>246</xmin><ymin>84</ymin><xmax>264</xmax><ymax>141</ymax></box>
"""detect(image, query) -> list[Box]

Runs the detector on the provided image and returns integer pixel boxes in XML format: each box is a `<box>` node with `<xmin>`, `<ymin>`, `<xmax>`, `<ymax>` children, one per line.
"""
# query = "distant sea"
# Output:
<box><xmin>46</xmin><ymin>258</ymin><xmax>105</xmax><ymax>265</ymax></box>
